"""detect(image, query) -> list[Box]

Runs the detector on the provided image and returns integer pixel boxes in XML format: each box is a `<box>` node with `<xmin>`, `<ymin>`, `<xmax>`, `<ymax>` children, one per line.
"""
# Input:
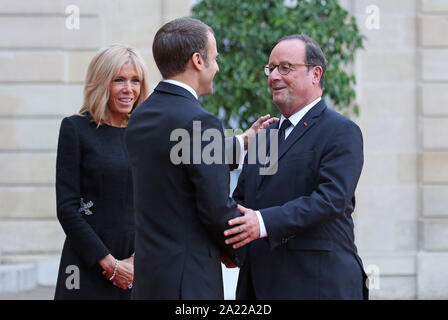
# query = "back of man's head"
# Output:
<box><xmin>152</xmin><ymin>17</ymin><xmax>213</xmax><ymax>79</ymax></box>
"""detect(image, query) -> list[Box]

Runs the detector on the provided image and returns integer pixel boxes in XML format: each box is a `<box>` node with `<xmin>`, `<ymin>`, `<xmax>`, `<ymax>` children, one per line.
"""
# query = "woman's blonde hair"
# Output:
<box><xmin>78</xmin><ymin>44</ymin><xmax>149</xmax><ymax>125</ymax></box>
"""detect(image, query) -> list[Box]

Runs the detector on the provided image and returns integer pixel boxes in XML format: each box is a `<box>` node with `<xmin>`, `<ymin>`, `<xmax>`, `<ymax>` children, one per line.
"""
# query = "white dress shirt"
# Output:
<box><xmin>163</xmin><ymin>79</ymin><xmax>198</xmax><ymax>99</ymax></box>
<box><xmin>256</xmin><ymin>96</ymin><xmax>322</xmax><ymax>238</ymax></box>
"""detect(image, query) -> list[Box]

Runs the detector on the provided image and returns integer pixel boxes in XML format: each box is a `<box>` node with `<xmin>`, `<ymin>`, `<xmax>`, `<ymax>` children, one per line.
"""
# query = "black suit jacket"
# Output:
<box><xmin>233</xmin><ymin>99</ymin><xmax>368</xmax><ymax>299</ymax></box>
<box><xmin>125</xmin><ymin>82</ymin><xmax>245</xmax><ymax>299</ymax></box>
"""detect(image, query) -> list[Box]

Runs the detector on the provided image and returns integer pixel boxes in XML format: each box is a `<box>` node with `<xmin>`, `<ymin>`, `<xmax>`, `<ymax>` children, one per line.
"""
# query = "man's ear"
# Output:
<box><xmin>312</xmin><ymin>66</ymin><xmax>323</xmax><ymax>85</ymax></box>
<box><xmin>191</xmin><ymin>52</ymin><xmax>204</xmax><ymax>71</ymax></box>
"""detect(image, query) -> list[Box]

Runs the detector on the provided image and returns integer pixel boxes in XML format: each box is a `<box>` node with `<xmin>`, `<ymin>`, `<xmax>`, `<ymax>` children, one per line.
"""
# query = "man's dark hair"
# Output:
<box><xmin>277</xmin><ymin>34</ymin><xmax>327</xmax><ymax>89</ymax></box>
<box><xmin>152</xmin><ymin>17</ymin><xmax>213</xmax><ymax>79</ymax></box>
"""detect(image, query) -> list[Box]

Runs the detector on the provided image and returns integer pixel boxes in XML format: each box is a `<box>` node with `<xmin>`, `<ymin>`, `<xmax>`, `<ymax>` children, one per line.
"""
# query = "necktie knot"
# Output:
<box><xmin>278</xmin><ymin>119</ymin><xmax>292</xmax><ymax>146</ymax></box>
<box><xmin>279</xmin><ymin>119</ymin><xmax>292</xmax><ymax>133</ymax></box>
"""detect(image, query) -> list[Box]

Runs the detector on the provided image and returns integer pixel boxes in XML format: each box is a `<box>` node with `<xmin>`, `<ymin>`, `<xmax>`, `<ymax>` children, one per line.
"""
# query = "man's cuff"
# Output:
<box><xmin>255</xmin><ymin>210</ymin><xmax>268</xmax><ymax>238</ymax></box>
<box><xmin>235</xmin><ymin>135</ymin><xmax>245</xmax><ymax>170</ymax></box>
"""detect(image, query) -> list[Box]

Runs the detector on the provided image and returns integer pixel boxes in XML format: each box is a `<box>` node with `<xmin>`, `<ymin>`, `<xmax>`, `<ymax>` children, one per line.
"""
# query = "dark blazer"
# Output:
<box><xmin>54</xmin><ymin>114</ymin><xmax>134</xmax><ymax>300</ymax></box>
<box><xmin>125</xmin><ymin>82</ymin><xmax>245</xmax><ymax>299</ymax></box>
<box><xmin>233</xmin><ymin>99</ymin><xmax>368</xmax><ymax>300</ymax></box>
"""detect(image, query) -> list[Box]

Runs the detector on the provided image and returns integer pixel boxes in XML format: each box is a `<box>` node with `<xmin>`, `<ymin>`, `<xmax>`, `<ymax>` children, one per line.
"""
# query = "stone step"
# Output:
<box><xmin>0</xmin><ymin>263</ymin><xmax>37</xmax><ymax>294</ymax></box>
<box><xmin>1</xmin><ymin>254</ymin><xmax>60</xmax><ymax>287</ymax></box>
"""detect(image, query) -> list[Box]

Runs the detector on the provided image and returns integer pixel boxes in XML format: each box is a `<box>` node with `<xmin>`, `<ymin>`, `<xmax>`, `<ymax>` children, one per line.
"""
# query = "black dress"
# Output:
<box><xmin>54</xmin><ymin>113</ymin><xmax>134</xmax><ymax>299</ymax></box>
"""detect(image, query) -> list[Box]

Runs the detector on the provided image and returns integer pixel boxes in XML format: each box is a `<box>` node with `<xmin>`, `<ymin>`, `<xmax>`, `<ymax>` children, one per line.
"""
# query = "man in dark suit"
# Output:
<box><xmin>225</xmin><ymin>34</ymin><xmax>368</xmax><ymax>299</ymax></box>
<box><xmin>125</xmin><ymin>18</ymin><xmax>275</xmax><ymax>299</ymax></box>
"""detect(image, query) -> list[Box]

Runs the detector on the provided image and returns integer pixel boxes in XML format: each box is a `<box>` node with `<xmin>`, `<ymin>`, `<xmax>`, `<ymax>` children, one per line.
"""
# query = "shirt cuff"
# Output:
<box><xmin>255</xmin><ymin>210</ymin><xmax>268</xmax><ymax>238</ymax></box>
<box><xmin>235</xmin><ymin>135</ymin><xmax>245</xmax><ymax>170</ymax></box>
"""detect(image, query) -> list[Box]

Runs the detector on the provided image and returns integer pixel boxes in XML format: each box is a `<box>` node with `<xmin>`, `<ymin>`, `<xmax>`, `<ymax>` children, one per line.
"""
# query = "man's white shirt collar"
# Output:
<box><xmin>279</xmin><ymin>96</ymin><xmax>321</xmax><ymax>138</ymax></box>
<box><xmin>163</xmin><ymin>79</ymin><xmax>198</xmax><ymax>100</ymax></box>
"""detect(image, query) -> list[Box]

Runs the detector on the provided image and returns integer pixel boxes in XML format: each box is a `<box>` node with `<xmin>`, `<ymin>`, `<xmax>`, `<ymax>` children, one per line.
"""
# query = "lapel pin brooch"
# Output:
<box><xmin>79</xmin><ymin>198</ymin><xmax>94</xmax><ymax>215</ymax></box>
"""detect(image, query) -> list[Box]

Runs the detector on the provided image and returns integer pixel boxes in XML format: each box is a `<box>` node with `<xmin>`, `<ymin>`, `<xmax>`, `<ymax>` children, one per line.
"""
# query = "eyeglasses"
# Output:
<box><xmin>263</xmin><ymin>62</ymin><xmax>315</xmax><ymax>76</ymax></box>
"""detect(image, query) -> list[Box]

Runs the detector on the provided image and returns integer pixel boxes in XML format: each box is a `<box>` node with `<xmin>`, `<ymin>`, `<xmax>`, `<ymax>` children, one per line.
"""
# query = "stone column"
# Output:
<box><xmin>346</xmin><ymin>0</ymin><xmax>419</xmax><ymax>299</ymax></box>
<box><xmin>417</xmin><ymin>0</ymin><xmax>448</xmax><ymax>299</ymax></box>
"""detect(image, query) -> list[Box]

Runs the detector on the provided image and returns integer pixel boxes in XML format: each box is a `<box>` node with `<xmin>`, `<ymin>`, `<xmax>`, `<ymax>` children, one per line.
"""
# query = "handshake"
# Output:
<box><xmin>218</xmin><ymin>114</ymin><xmax>278</xmax><ymax>269</ymax></box>
<box><xmin>222</xmin><ymin>204</ymin><xmax>260</xmax><ymax>268</ymax></box>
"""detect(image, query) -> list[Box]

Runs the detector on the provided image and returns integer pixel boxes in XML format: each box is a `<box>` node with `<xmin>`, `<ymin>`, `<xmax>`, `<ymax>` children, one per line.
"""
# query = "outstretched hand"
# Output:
<box><xmin>241</xmin><ymin>114</ymin><xmax>279</xmax><ymax>150</ymax></box>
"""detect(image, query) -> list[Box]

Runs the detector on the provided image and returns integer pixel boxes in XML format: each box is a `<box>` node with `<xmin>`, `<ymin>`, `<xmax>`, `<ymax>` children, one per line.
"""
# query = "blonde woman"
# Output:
<box><xmin>54</xmin><ymin>45</ymin><xmax>149</xmax><ymax>299</ymax></box>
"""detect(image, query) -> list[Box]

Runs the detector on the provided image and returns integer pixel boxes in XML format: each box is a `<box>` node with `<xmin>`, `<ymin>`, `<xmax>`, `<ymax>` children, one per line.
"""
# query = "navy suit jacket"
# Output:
<box><xmin>125</xmin><ymin>82</ymin><xmax>245</xmax><ymax>299</ymax></box>
<box><xmin>233</xmin><ymin>99</ymin><xmax>368</xmax><ymax>299</ymax></box>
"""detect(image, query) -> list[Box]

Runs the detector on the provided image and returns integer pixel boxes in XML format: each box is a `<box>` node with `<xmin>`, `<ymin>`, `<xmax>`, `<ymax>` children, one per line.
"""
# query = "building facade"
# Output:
<box><xmin>0</xmin><ymin>0</ymin><xmax>447</xmax><ymax>299</ymax></box>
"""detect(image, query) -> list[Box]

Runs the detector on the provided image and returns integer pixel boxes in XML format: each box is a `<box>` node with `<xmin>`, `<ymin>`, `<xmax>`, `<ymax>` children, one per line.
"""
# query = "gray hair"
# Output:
<box><xmin>277</xmin><ymin>34</ymin><xmax>327</xmax><ymax>89</ymax></box>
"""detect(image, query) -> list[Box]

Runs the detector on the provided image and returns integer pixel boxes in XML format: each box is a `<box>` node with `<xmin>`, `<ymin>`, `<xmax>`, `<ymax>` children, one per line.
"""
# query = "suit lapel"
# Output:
<box><xmin>257</xmin><ymin>100</ymin><xmax>327</xmax><ymax>187</ymax></box>
<box><xmin>277</xmin><ymin>100</ymin><xmax>326</xmax><ymax>161</ymax></box>
<box><xmin>255</xmin><ymin>121</ymin><xmax>280</xmax><ymax>189</ymax></box>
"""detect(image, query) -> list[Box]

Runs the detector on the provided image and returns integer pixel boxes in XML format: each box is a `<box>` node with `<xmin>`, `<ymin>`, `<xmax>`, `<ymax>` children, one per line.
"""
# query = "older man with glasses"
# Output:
<box><xmin>224</xmin><ymin>34</ymin><xmax>368</xmax><ymax>300</ymax></box>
